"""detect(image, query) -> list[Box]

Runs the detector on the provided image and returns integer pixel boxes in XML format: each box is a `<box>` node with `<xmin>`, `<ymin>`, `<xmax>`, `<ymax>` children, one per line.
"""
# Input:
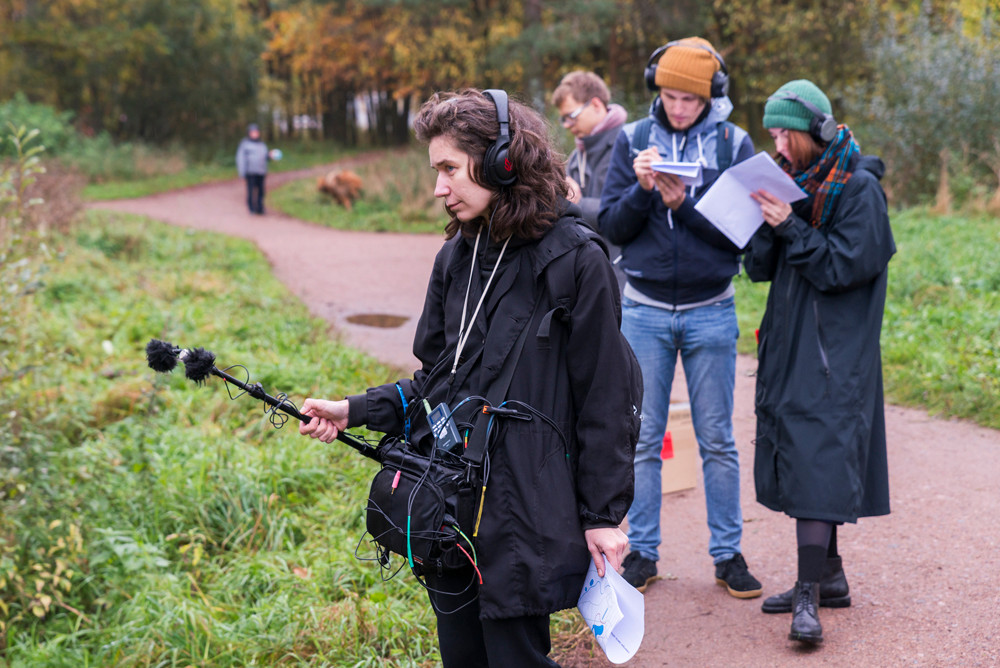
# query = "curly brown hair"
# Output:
<box><xmin>413</xmin><ymin>89</ymin><xmax>569</xmax><ymax>241</ymax></box>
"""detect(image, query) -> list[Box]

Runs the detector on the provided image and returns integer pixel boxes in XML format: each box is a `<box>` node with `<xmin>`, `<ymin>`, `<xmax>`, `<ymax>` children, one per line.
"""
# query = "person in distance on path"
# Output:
<box><xmin>236</xmin><ymin>123</ymin><xmax>269</xmax><ymax>214</ymax></box>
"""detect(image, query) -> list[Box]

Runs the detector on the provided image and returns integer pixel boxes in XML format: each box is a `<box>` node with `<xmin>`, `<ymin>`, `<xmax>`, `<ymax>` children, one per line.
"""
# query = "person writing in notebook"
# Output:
<box><xmin>599</xmin><ymin>36</ymin><xmax>762</xmax><ymax>598</ymax></box>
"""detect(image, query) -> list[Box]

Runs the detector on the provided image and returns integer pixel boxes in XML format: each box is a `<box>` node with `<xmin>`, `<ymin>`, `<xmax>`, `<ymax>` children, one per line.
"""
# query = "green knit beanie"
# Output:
<box><xmin>762</xmin><ymin>79</ymin><xmax>832</xmax><ymax>131</ymax></box>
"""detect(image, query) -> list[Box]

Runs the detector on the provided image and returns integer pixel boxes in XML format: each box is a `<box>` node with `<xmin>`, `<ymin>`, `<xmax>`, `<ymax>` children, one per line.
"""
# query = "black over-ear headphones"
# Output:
<box><xmin>767</xmin><ymin>91</ymin><xmax>838</xmax><ymax>144</ymax></box>
<box><xmin>644</xmin><ymin>41</ymin><xmax>729</xmax><ymax>98</ymax></box>
<box><xmin>481</xmin><ymin>89</ymin><xmax>517</xmax><ymax>187</ymax></box>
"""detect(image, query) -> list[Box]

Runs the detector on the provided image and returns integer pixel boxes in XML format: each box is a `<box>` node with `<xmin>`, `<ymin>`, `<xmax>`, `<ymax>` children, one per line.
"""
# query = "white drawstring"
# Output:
<box><xmin>667</xmin><ymin>134</ymin><xmax>690</xmax><ymax>230</ymax></box>
<box><xmin>451</xmin><ymin>228</ymin><xmax>511</xmax><ymax>376</ymax></box>
<box><xmin>692</xmin><ymin>133</ymin><xmax>707</xmax><ymax>198</ymax></box>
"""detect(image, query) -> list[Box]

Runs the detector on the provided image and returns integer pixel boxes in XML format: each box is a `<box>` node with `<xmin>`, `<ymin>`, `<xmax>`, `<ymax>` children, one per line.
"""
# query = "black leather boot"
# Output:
<box><xmin>761</xmin><ymin>556</ymin><xmax>851</xmax><ymax>613</ymax></box>
<box><xmin>788</xmin><ymin>581</ymin><xmax>823</xmax><ymax>644</ymax></box>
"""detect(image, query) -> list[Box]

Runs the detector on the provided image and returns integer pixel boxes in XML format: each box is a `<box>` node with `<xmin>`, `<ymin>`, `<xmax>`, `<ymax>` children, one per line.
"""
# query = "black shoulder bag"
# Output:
<box><xmin>364</xmin><ymin>308</ymin><xmax>535</xmax><ymax>577</ymax></box>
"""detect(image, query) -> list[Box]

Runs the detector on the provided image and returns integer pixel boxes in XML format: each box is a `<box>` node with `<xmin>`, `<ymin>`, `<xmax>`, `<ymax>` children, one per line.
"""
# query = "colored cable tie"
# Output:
<box><xmin>483</xmin><ymin>405</ymin><xmax>531</xmax><ymax>420</ymax></box>
<box><xmin>406</xmin><ymin>515</ymin><xmax>414</xmax><ymax>569</ymax></box>
<box><xmin>473</xmin><ymin>484</ymin><xmax>487</xmax><ymax>538</ymax></box>
<box><xmin>456</xmin><ymin>543</ymin><xmax>483</xmax><ymax>584</ymax></box>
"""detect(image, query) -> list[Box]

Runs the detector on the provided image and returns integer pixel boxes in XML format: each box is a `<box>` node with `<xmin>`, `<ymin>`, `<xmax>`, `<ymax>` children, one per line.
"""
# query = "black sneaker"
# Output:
<box><xmin>621</xmin><ymin>552</ymin><xmax>658</xmax><ymax>592</ymax></box>
<box><xmin>714</xmin><ymin>553</ymin><xmax>763</xmax><ymax>599</ymax></box>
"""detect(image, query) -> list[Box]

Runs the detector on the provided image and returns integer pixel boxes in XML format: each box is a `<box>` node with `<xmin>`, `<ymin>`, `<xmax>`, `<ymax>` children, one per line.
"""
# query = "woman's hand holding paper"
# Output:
<box><xmin>751</xmin><ymin>189</ymin><xmax>793</xmax><ymax>228</ymax></box>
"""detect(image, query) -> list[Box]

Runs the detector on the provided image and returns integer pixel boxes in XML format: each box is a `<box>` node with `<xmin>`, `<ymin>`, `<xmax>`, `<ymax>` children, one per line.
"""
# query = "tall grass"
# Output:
<box><xmin>1</xmin><ymin>210</ymin><xmax>449</xmax><ymax>665</ymax></box>
<box><xmin>268</xmin><ymin>146</ymin><xmax>447</xmax><ymax>234</ymax></box>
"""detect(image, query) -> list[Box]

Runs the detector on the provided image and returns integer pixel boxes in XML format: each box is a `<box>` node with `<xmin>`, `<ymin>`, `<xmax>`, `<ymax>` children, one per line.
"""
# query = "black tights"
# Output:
<box><xmin>796</xmin><ymin>519</ymin><xmax>838</xmax><ymax>582</ymax></box>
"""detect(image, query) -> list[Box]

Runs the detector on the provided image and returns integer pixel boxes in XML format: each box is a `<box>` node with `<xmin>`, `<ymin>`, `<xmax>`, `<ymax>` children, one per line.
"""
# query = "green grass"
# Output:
<box><xmin>878</xmin><ymin>208</ymin><xmax>1000</xmax><ymax>426</ymax></box>
<box><xmin>0</xmin><ymin>209</ymin><xmax>600</xmax><ymax>665</ymax></box>
<box><xmin>83</xmin><ymin>163</ymin><xmax>249</xmax><ymax>200</ymax></box>
<box><xmin>734</xmin><ymin>207</ymin><xmax>1000</xmax><ymax>429</ymax></box>
<box><xmin>81</xmin><ymin>141</ymin><xmax>357</xmax><ymax>202</ymax></box>
<box><xmin>269</xmin><ymin>146</ymin><xmax>448</xmax><ymax>235</ymax></box>
<box><xmin>0</xmin><ymin>211</ymin><xmax>445</xmax><ymax>665</ymax></box>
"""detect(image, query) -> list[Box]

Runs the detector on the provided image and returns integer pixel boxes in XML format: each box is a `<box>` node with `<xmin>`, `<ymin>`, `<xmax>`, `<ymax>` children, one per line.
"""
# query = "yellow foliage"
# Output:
<box><xmin>0</xmin><ymin>521</ymin><xmax>86</xmax><ymax>633</ymax></box>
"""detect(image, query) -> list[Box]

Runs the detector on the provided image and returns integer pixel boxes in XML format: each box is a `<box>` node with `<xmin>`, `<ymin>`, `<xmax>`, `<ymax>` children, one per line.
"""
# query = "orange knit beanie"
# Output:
<box><xmin>654</xmin><ymin>37</ymin><xmax>721</xmax><ymax>99</ymax></box>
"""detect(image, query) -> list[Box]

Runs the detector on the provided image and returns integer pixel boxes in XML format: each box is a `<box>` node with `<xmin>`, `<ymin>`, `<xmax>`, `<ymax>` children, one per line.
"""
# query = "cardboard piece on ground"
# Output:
<box><xmin>662</xmin><ymin>402</ymin><xmax>698</xmax><ymax>494</ymax></box>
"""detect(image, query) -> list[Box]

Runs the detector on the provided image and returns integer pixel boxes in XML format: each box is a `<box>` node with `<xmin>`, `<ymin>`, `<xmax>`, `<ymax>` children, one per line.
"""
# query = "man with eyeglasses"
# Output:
<box><xmin>551</xmin><ymin>70</ymin><xmax>628</xmax><ymax>289</ymax></box>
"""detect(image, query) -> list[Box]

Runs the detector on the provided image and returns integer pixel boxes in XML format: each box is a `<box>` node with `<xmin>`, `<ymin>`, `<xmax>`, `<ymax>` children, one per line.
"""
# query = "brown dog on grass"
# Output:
<box><xmin>317</xmin><ymin>170</ymin><xmax>363</xmax><ymax>210</ymax></box>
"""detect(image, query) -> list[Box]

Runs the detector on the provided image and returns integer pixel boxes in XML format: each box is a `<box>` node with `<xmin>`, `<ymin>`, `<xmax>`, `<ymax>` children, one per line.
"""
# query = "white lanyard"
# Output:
<box><xmin>452</xmin><ymin>228</ymin><xmax>511</xmax><ymax>376</ymax></box>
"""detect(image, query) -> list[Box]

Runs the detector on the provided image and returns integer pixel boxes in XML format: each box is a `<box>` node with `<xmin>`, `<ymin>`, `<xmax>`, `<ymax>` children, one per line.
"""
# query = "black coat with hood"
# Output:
<box><xmin>347</xmin><ymin>203</ymin><xmax>640</xmax><ymax>618</ymax></box>
<box><xmin>744</xmin><ymin>154</ymin><xmax>894</xmax><ymax>523</ymax></box>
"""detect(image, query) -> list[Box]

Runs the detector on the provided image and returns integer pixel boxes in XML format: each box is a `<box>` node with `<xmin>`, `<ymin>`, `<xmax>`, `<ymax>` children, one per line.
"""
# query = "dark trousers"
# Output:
<box><xmin>245</xmin><ymin>174</ymin><xmax>265</xmax><ymax>214</ymax></box>
<box><xmin>427</xmin><ymin>568</ymin><xmax>559</xmax><ymax>667</ymax></box>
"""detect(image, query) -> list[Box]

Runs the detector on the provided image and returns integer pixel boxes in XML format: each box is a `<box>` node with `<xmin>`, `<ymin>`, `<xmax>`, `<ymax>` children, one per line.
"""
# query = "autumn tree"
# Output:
<box><xmin>0</xmin><ymin>0</ymin><xmax>263</xmax><ymax>144</ymax></box>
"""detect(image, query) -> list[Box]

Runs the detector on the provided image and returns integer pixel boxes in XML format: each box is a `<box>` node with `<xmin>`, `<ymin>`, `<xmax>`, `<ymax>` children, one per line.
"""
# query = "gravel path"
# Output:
<box><xmin>92</xmin><ymin>158</ymin><xmax>1000</xmax><ymax>668</ymax></box>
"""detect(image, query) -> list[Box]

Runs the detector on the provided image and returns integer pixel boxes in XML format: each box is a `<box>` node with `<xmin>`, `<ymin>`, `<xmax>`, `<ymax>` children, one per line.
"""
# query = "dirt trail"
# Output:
<box><xmin>92</xmin><ymin>158</ymin><xmax>1000</xmax><ymax>668</ymax></box>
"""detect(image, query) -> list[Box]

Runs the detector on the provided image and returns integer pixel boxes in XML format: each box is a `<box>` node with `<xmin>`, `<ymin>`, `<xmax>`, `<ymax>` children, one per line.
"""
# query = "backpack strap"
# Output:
<box><xmin>716</xmin><ymin>120</ymin><xmax>735</xmax><ymax>172</ymax></box>
<box><xmin>462</xmin><ymin>221</ymin><xmax>596</xmax><ymax>464</ymax></box>
<box><xmin>635</xmin><ymin>117</ymin><xmax>734</xmax><ymax>172</ymax></box>
<box><xmin>462</xmin><ymin>297</ymin><xmax>539</xmax><ymax>466</ymax></box>
<box><xmin>538</xmin><ymin>222</ymin><xmax>603</xmax><ymax>344</ymax></box>
<box><xmin>631</xmin><ymin>117</ymin><xmax>653</xmax><ymax>153</ymax></box>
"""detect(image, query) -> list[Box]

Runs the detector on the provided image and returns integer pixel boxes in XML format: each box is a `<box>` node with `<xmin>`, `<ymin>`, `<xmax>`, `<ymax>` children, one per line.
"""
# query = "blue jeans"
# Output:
<box><xmin>622</xmin><ymin>296</ymin><xmax>742</xmax><ymax>564</ymax></box>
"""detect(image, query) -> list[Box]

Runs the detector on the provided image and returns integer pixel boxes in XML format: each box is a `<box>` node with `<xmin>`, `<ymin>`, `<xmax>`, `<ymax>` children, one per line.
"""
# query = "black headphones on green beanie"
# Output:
<box><xmin>644</xmin><ymin>41</ymin><xmax>730</xmax><ymax>98</ymax></box>
<box><xmin>481</xmin><ymin>89</ymin><xmax>517</xmax><ymax>188</ymax></box>
<box><xmin>768</xmin><ymin>91</ymin><xmax>838</xmax><ymax>144</ymax></box>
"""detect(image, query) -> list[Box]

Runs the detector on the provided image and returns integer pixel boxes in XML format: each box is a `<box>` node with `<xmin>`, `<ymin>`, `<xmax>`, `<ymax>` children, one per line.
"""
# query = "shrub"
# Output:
<box><xmin>0</xmin><ymin>124</ymin><xmax>93</xmax><ymax>645</ymax></box>
<box><xmin>0</xmin><ymin>95</ymin><xmax>76</xmax><ymax>157</ymax></box>
<box><xmin>847</xmin><ymin>15</ymin><xmax>1000</xmax><ymax>207</ymax></box>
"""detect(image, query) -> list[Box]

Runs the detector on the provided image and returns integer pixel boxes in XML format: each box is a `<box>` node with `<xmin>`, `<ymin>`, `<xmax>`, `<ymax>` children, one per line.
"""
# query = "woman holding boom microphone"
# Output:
<box><xmin>298</xmin><ymin>89</ymin><xmax>640</xmax><ymax>667</ymax></box>
<box><xmin>745</xmin><ymin>79</ymin><xmax>895</xmax><ymax>645</ymax></box>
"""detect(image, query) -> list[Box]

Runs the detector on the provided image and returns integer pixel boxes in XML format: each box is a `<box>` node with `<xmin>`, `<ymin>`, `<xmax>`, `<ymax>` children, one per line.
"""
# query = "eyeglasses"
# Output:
<box><xmin>559</xmin><ymin>102</ymin><xmax>590</xmax><ymax>126</ymax></box>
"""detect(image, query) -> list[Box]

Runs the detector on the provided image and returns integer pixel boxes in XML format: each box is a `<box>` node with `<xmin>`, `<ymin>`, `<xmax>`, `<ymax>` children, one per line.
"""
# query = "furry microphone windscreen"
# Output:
<box><xmin>182</xmin><ymin>347</ymin><xmax>217</xmax><ymax>384</ymax></box>
<box><xmin>146</xmin><ymin>339</ymin><xmax>180</xmax><ymax>373</ymax></box>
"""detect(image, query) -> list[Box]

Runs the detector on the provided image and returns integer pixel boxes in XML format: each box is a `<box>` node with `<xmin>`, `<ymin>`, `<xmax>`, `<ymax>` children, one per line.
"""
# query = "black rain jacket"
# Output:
<box><xmin>744</xmin><ymin>154</ymin><xmax>894</xmax><ymax>522</ymax></box>
<box><xmin>348</xmin><ymin>204</ymin><xmax>640</xmax><ymax>618</ymax></box>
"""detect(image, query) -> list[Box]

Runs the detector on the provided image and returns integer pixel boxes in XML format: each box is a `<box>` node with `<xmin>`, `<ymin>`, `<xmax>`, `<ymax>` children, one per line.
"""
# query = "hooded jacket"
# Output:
<box><xmin>744</xmin><ymin>154</ymin><xmax>895</xmax><ymax>522</ymax></box>
<box><xmin>598</xmin><ymin>96</ymin><xmax>755</xmax><ymax>305</ymax></box>
<box><xmin>347</xmin><ymin>204</ymin><xmax>640</xmax><ymax>618</ymax></box>
<box><xmin>567</xmin><ymin>119</ymin><xmax>624</xmax><ymax>227</ymax></box>
<box><xmin>236</xmin><ymin>135</ymin><xmax>269</xmax><ymax>177</ymax></box>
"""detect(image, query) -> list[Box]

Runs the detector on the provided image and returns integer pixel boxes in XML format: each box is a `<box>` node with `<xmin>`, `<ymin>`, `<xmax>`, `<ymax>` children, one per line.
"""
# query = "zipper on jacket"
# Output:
<box><xmin>812</xmin><ymin>299</ymin><xmax>830</xmax><ymax>377</ymax></box>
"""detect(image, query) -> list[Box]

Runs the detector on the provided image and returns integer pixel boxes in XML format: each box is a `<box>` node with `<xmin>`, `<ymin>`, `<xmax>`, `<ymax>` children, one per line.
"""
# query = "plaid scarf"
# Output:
<box><xmin>777</xmin><ymin>126</ymin><xmax>860</xmax><ymax>229</ymax></box>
